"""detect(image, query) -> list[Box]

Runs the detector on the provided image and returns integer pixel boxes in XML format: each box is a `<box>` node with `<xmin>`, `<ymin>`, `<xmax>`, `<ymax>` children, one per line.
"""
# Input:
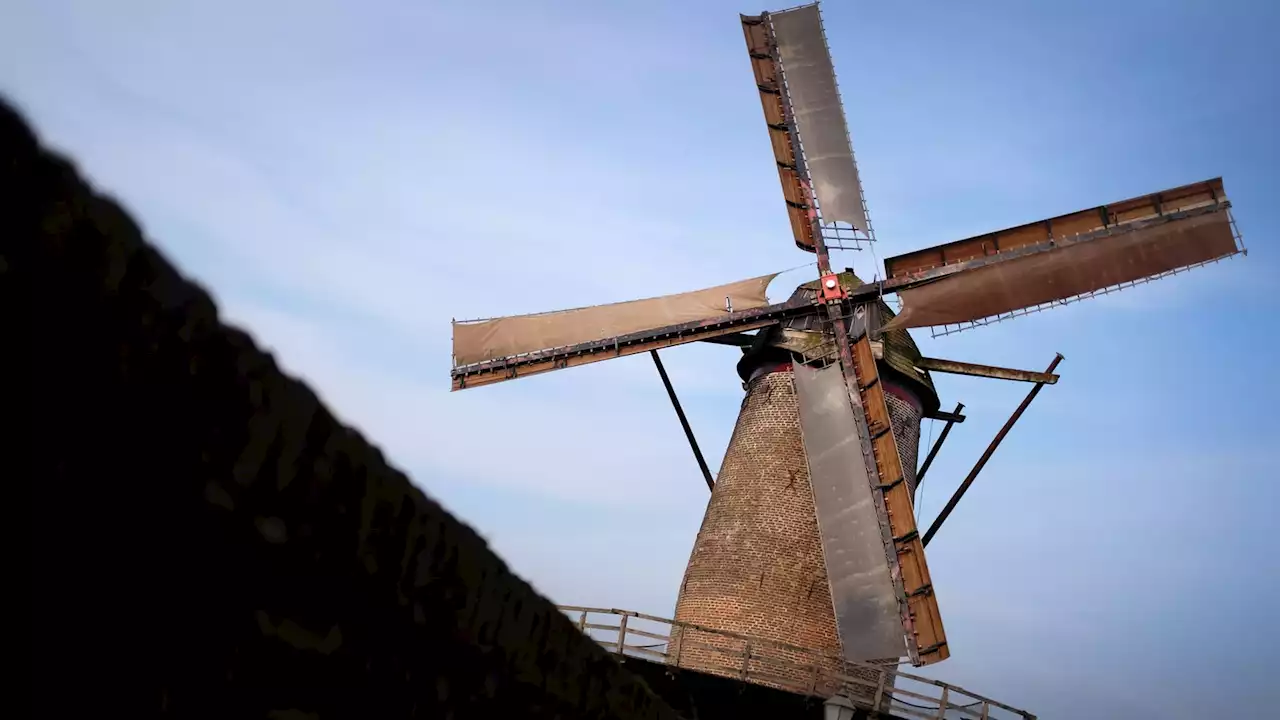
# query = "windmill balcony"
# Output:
<box><xmin>559</xmin><ymin>606</ymin><xmax>1036</xmax><ymax>720</ymax></box>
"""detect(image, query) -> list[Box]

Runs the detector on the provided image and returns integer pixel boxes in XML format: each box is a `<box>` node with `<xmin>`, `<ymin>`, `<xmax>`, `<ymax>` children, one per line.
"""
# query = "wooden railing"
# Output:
<box><xmin>560</xmin><ymin>606</ymin><xmax>1036</xmax><ymax>720</ymax></box>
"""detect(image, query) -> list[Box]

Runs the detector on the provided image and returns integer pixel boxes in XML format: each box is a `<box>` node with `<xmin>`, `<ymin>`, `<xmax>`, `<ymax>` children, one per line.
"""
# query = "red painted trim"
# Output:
<box><xmin>748</xmin><ymin>361</ymin><xmax>794</xmax><ymax>383</ymax></box>
<box><xmin>882</xmin><ymin>376</ymin><xmax>924</xmax><ymax>414</ymax></box>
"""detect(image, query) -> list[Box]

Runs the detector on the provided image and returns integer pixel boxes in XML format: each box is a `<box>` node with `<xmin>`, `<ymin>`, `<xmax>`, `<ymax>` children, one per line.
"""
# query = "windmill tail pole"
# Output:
<box><xmin>921</xmin><ymin>353</ymin><xmax>1064</xmax><ymax>547</ymax></box>
<box><xmin>650</xmin><ymin>350</ymin><xmax>715</xmax><ymax>491</ymax></box>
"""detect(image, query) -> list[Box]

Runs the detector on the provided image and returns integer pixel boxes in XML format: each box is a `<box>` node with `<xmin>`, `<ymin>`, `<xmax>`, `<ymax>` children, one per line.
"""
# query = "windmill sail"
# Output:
<box><xmin>742</xmin><ymin>14</ymin><xmax>817</xmax><ymax>252</ymax></box>
<box><xmin>452</xmin><ymin>274</ymin><xmax>779</xmax><ymax>366</ymax></box>
<box><xmin>769</xmin><ymin>5</ymin><xmax>870</xmax><ymax>231</ymax></box>
<box><xmin>742</xmin><ymin>4</ymin><xmax>870</xmax><ymax>253</ymax></box>
<box><xmin>794</xmin><ymin>362</ymin><xmax>909</xmax><ymax>661</ymax></box>
<box><xmin>882</xmin><ymin>178</ymin><xmax>1240</xmax><ymax>331</ymax></box>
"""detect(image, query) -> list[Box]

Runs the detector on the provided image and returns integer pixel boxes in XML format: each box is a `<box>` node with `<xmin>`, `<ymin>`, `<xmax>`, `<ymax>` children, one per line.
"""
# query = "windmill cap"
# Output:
<box><xmin>763</xmin><ymin>271</ymin><xmax>940</xmax><ymax>414</ymax></box>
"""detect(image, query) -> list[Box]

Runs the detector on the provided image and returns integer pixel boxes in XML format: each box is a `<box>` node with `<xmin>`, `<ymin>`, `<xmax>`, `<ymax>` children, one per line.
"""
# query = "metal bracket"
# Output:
<box><xmin>877</xmin><ymin>475</ymin><xmax>905</xmax><ymax>492</ymax></box>
<box><xmin>818</xmin><ymin>273</ymin><xmax>846</xmax><ymax>302</ymax></box>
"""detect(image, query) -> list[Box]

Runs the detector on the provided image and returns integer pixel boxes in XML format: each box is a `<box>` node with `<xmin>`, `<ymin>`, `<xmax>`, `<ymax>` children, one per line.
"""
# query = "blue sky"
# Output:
<box><xmin>5</xmin><ymin>0</ymin><xmax>1277</xmax><ymax>716</ymax></box>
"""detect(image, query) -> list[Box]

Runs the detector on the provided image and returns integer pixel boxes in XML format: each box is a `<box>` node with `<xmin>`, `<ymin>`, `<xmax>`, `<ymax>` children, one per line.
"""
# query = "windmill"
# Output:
<box><xmin>449</xmin><ymin>0</ymin><xmax>1243</xmax><ymax>689</ymax></box>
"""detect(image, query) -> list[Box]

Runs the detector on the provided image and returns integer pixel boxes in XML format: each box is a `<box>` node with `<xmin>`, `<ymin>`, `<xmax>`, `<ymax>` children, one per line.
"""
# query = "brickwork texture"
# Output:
<box><xmin>883</xmin><ymin>379</ymin><xmax>925</xmax><ymax>498</ymax></box>
<box><xmin>673</xmin><ymin>371</ymin><xmax>841</xmax><ymax>684</ymax></box>
<box><xmin>8</xmin><ymin>97</ymin><xmax>681</xmax><ymax>720</ymax></box>
<box><xmin>672</xmin><ymin>363</ymin><xmax>924</xmax><ymax>704</ymax></box>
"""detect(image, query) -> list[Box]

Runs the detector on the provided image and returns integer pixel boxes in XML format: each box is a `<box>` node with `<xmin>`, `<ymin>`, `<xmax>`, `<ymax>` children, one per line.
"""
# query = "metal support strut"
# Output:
<box><xmin>650</xmin><ymin>350</ymin><xmax>715</xmax><ymax>491</ymax></box>
<box><xmin>915</xmin><ymin>402</ymin><xmax>964</xmax><ymax>489</ymax></box>
<box><xmin>921</xmin><ymin>354</ymin><xmax>1064</xmax><ymax>547</ymax></box>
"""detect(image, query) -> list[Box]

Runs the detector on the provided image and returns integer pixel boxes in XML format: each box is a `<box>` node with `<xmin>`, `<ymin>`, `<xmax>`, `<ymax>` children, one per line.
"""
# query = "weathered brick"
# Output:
<box><xmin>883</xmin><ymin>379</ymin><xmax>924</xmax><ymax>497</ymax></box>
<box><xmin>670</xmin><ymin>363</ymin><xmax>924</xmax><ymax>705</ymax></box>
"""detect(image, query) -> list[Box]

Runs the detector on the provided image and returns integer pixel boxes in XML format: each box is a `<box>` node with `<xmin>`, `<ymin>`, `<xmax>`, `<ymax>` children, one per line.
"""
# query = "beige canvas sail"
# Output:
<box><xmin>453</xmin><ymin>273</ymin><xmax>779</xmax><ymax>366</ymax></box>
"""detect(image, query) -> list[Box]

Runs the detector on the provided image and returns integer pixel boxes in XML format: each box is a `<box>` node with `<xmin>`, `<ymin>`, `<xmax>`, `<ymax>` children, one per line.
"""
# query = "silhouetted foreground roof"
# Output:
<box><xmin>9</xmin><ymin>97</ymin><xmax>682</xmax><ymax>720</ymax></box>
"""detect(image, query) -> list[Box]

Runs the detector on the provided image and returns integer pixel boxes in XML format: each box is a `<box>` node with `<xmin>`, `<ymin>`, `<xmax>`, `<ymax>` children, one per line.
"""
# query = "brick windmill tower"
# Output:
<box><xmin>450</xmin><ymin>1</ymin><xmax>1243</xmax><ymax>711</ymax></box>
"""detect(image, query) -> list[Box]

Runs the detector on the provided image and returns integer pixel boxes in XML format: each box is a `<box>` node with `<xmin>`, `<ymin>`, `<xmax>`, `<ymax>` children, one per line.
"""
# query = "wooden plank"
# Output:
<box><xmin>924</xmin><ymin>408</ymin><xmax>966</xmax><ymax>424</ymax></box>
<box><xmin>621</xmin><ymin>627</ymin><xmax>670</xmax><ymax>642</ymax></box>
<box><xmin>883</xmin><ymin>177</ymin><xmax>1227</xmax><ymax>279</ymax></box>
<box><xmin>619</xmin><ymin>644</ymin><xmax>667</xmax><ymax>660</ymax></box>
<box><xmin>849</xmin><ymin>331</ymin><xmax>949</xmax><ymax>665</ymax></box>
<box><xmin>741</xmin><ymin>13</ymin><xmax>816</xmax><ymax>252</ymax></box>
<box><xmin>884</xmin><ymin>208</ymin><xmax>1236</xmax><ymax>331</ymax></box>
<box><xmin>451</xmin><ymin>318</ymin><xmax>778</xmax><ymax>391</ymax></box>
<box><xmin>915</xmin><ymin>357</ymin><xmax>1060</xmax><ymax>384</ymax></box>
<box><xmin>998</xmin><ymin>222</ymin><xmax>1052</xmax><ymax>252</ymax></box>
<box><xmin>559</xmin><ymin>607</ymin><xmax>1033</xmax><ymax>718</ymax></box>
<box><xmin>1050</xmin><ymin>209</ymin><xmax>1100</xmax><ymax>237</ymax></box>
<box><xmin>452</xmin><ymin>300</ymin><xmax>818</xmax><ymax>390</ymax></box>
<box><xmin>697</xmin><ymin>332</ymin><xmax>757</xmax><ymax>347</ymax></box>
